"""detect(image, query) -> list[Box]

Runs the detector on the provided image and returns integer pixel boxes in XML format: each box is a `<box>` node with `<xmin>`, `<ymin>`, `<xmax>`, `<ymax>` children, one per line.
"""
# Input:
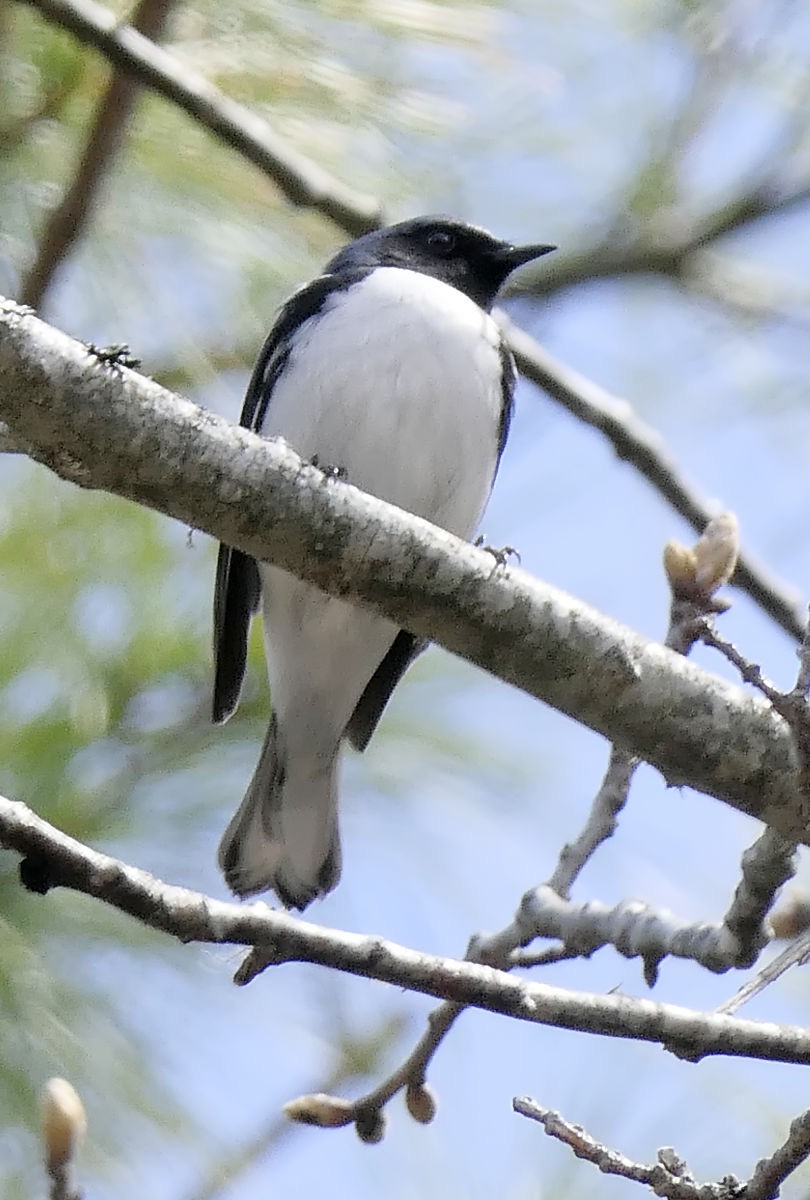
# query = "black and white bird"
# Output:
<box><xmin>213</xmin><ymin>216</ymin><xmax>555</xmax><ymax>909</ymax></box>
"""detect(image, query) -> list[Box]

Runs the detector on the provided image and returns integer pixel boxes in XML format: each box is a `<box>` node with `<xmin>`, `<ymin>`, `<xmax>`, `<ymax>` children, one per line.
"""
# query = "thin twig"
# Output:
<box><xmin>721</xmin><ymin>829</ymin><xmax>797</xmax><ymax>967</ymax></box>
<box><xmin>345</xmin><ymin>1003</ymin><xmax>463</xmax><ymax>1117</ymax></box>
<box><xmin>699</xmin><ymin>619</ymin><xmax>807</xmax><ymax>968</ymax></box>
<box><xmin>547</xmin><ymin>746</ymin><xmax>637</xmax><ymax>899</ymax></box>
<box><xmin>740</xmin><ymin>1107</ymin><xmax>810</xmax><ymax>1200</ymax></box>
<box><xmin>507</xmin><ymin>179</ymin><xmax>810</xmax><ymax>302</ymax></box>
<box><xmin>516</xmin><ymin>1094</ymin><xmax>810</xmax><ymax>1200</ymax></box>
<box><xmin>698</xmin><ymin>623</ymin><xmax>785</xmax><ymax>705</ymax></box>
<box><xmin>331</xmin><ymin>943</ymin><xmax>577</xmax><ymax>1123</ymax></box>
<box><xmin>541</xmin><ymin>528</ymin><xmax>719</xmax><ymax>906</ymax></box>
<box><xmin>716</xmin><ymin>930</ymin><xmax>810</xmax><ymax>1017</ymax></box>
<box><xmin>327</xmin><ymin>946</ymin><xmax>577</xmax><ymax>1123</ymax></box>
<box><xmin>513</xmin><ymin>1096</ymin><xmax>742</xmax><ymax>1200</ymax></box>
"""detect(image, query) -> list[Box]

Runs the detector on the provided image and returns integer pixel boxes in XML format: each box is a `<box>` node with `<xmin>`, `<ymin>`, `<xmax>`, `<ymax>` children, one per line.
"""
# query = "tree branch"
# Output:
<box><xmin>515</xmin><ymin>1094</ymin><xmax>810</xmax><ymax>1200</ymax></box>
<box><xmin>745</xmin><ymin>1108</ymin><xmax>810</xmax><ymax>1200</ymax></box>
<box><xmin>21</xmin><ymin>0</ymin><xmax>810</xmax><ymax>300</ymax></box>
<box><xmin>0</xmin><ymin>297</ymin><xmax>807</xmax><ymax>839</ymax></box>
<box><xmin>4</xmin><ymin>795</ymin><xmax>810</xmax><ymax>1066</ymax></box>
<box><xmin>513</xmin><ymin>1096</ymin><xmax>742</xmax><ymax>1200</ymax></box>
<box><xmin>506</xmin><ymin>179</ymin><xmax>810</xmax><ymax>301</ymax></box>
<box><xmin>20</xmin><ymin>0</ymin><xmax>381</xmax><ymax>236</ymax></box>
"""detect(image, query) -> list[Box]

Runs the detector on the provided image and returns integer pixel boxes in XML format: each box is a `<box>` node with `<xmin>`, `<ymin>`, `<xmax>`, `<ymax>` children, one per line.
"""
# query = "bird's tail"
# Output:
<box><xmin>218</xmin><ymin>715</ymin><xmax>341</xmax><ymax>909</ymax></box>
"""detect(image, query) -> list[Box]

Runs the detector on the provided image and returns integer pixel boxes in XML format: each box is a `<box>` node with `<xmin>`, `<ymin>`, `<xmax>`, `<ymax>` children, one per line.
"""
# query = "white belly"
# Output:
<box><xmin>259</xmin><ymin>266</ymin><xmax>504</xmax><ymax>537</ymax></box>
<box><xmin>258</xmin><ymin>266</ymin><xmax>505</xmax><ymax>746</ymax></box>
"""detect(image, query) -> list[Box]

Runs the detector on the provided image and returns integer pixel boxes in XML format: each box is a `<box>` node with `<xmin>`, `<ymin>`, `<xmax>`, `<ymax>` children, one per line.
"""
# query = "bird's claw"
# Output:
<box><xmin>309</xmin><ymin>453</ymin><xmax>348</xmax><ymax>482</ymax></box>
<box><xmin>85</xmin><ymin>342</ymin><xmax>142</xmax><ymax>370</ymax></box>
<box><xmin>474</xmin><ymin>535</ymin><xmax>521</xmax><ymax>570</ymax></box>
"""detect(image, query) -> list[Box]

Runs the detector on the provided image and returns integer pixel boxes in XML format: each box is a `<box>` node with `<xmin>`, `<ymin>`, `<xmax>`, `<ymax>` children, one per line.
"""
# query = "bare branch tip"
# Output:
<box><xmin>283</xmin><ymin>1092</ymin><xmax>354</xmax><ymax>1129</ymax></box>
<box><xmin>41</xmin><ymin>1076</ymin><xmax>86</xmax><ymax>1171</ymax></box>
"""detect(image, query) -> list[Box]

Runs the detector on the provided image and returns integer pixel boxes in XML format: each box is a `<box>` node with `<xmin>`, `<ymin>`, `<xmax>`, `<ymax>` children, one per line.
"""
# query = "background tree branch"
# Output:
<box><xmin>20</xmin><ymin>0</ymin><xmax>381</xmax><ymax>235</ymax></box>
<box><xmin>20</xmin><ymin>0</ymin><xmax>177</xmax><ymax>309</ymax></box>
<box><xmin>507</xmin><ymin>179</ymin><xmax>810</xmax><ymax>300</ymax></box>
<box><xmin>21</xmin><ymin>0</ymin><xmax>810</xmax><ymax>305</ymax></box>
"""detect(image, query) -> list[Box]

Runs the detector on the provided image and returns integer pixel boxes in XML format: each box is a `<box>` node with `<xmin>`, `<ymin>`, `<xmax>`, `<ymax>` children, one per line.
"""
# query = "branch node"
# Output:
<box><xmin>20</xmin><ymin>853</ymin><xmax>59</xmax><ymax>894</ymax></box>
<box><xmin>354</xmin><ymin>1107</ymin><xmax>386</xmax><ymax>1144</ymax></box>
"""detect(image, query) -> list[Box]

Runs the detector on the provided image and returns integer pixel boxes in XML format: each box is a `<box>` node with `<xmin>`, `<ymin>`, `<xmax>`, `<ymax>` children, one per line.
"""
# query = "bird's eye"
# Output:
<box><xmin>427</xmin><ymin>229</ymin><xmax>457</xmax><ymax>255</ymax></box>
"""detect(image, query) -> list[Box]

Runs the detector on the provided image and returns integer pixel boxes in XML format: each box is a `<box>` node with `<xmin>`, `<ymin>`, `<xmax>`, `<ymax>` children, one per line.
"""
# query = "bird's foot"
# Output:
<box><xmin>84</xmin><ymin>341</ymin><xmax>142</xmax><ymax>370</ymax></box>
<box><xmin>474</xmin><ymin>535</ymin><xmax>521</xmax><ymax>570</ymax></box>
<box><xmin>309</xmin><ymin>453</ymin><xmax>348</xmax><ymax>482</ymax></box>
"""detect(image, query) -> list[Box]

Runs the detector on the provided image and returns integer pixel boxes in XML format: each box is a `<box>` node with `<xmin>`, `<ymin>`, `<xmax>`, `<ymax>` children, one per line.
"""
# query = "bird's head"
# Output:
<box><xmin>326</xmin><ymin>216</ymin><xmax>555</xmax><ymax>311</ymax></box>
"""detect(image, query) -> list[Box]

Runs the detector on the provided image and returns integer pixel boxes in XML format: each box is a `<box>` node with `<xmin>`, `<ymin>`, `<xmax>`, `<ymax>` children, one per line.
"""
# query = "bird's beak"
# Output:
<box><xmin>499</xmin><ymin>242</ymin><xmax>556</xmax><ymax>270</ymax></box>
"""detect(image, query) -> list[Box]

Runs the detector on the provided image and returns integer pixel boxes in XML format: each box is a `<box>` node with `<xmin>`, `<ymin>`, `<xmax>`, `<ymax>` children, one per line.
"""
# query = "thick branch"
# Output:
<box><xmin>0</xmin><ymin>297</ymin><xmax>807</xmax><ymax>839</ymax></box>
<box><xmin>4</xmin><ymin>795</ymin><xmax>810</xmax><ymax>1066</ymax></box>
<box><xmin>21</xmin><ymin>0</ymin><xmax>380</xmax><ymax>235</ymax></box>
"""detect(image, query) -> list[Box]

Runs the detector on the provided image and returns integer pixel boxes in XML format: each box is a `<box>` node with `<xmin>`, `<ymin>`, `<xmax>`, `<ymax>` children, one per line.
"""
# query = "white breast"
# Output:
<box><xmin>259</xmin><ymin>267</ymin><xmax>505</xmax><ymax>539</ymax></box>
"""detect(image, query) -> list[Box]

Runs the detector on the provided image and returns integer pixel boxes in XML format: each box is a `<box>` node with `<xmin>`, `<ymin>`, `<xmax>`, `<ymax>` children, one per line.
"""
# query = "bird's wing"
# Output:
<box><xmin>212</xmin><ymin>270</ymin><xmax>366</xmax><ymax>724</ymax></box>
<box><xmin>495</xmin><ymin>336</ymin><xmax>517</xmax><ymax>466</ymax></box>
<box><xmin>344</xmin><ymin>631</ymin><xmax>425</xmax><ymax>751</ymax></box>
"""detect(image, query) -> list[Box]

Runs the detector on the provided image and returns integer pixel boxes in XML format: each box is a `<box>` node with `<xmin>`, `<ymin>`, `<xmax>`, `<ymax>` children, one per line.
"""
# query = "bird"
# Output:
<box><xmin>212</xmin><ymin>215</ymin><xmax>555</xmax><ymax>909</ymax></box>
